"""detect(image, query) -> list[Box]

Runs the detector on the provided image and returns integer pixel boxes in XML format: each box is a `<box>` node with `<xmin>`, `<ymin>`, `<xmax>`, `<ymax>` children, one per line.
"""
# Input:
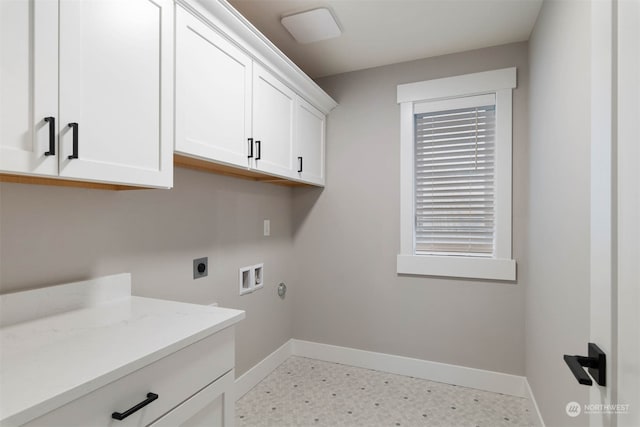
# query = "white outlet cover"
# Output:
<box><xmin>263</xmin><ymin>219</ymin><xmax>270</xmax><ymax>236</ymax></box>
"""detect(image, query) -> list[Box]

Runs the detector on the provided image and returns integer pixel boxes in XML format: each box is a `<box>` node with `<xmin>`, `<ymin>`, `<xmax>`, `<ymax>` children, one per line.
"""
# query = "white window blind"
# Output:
<box><xmin>414</xmin><ymin>96</ymin><xmax>496</xmax><ymax>257</ymax></box>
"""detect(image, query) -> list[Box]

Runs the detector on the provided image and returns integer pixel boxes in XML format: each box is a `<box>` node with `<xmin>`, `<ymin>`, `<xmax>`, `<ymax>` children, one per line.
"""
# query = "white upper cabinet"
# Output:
<box><xmin>57</xmin><ymin>0</ymin><xmax>173</xmax><ymax>188</ymax></box>
<box><xmin>0</xmin><ymin>0</ymin><xmax>58</xmax><ymax>177</ymax></box>
<box><xmin>0</xmin><ymin>0</ymin><xmax>173</xmax><ymax>189</ymax></box>
<box><xmin>175</xmin><ymin>7</ymin><xmax>252</xmax><ymax>169</ymax></box>
<box><xmin>251</xmin><ymin>64</ymin><xmax>296</xmax><ymax>179</ymax></box>
<box><xmin>295</xmin><ymin>98</ymin><xmax>326</xmax><ymax>185</ymax></box>
<box><xmin>174</xmin><ymin>1</ymin><xmax>335</xmax><ymax>187</ymax></box>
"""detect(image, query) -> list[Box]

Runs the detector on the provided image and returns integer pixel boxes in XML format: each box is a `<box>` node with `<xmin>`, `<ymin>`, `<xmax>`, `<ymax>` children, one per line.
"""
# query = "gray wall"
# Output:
<box><xmin>0</xmin><ymin>168</ymin><xmax>294</xmax><ymax>376</ymax></box>
<box><xmin>526</xmin><ymin>0</ymin><xmax>591</xmax><ymax>425</ymax></box>
<box><xmin>292</xmin><ymin>42</ymin><xmax>529</xmax><ymax>375</ymax></box>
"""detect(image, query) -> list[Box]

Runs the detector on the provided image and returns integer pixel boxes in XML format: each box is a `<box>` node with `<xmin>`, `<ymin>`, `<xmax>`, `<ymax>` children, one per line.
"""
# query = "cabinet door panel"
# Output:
<box><xmin>175</xmin><ymin>8</ymin><xmax>252</xmax><ymax>169</ymax></box>
<box><xmin>58</xmin><ymin>0</ymin><xmax>173</xmax><ymax>188</ymax></box>
<box><xmin>295</xmin><ymin>98</ymin><xmax>325</xmax><ymax>185</ymax></box>
<box><xmin>0</xmin><ymin>0</ymin><xmax>58</xmax><ymax>176</ymax></box>
<box><xmin>150</xmin><ymin>370</ymin><xmax>234</xmax><ymax>427</ymax></box>
<box><xmin>252</xmin><ymin>65</ymin><xmax>295</xmax><ymax>178</ymax></box>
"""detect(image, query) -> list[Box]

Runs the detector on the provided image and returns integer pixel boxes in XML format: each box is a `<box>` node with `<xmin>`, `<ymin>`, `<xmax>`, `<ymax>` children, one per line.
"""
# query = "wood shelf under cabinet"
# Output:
<box><xmin>0</xmin><ymin>173</ymin><xmax>148</xmax><ymax>191</ymax></box>
<box><xmin>174</xmin><ymin>154</ymin><xmax>311</xmax><ymax>187</ymax></box>
<box><xmin>1</xmin><ymin>155</ymin><xmax>314</xmax><ymax>190</ymax></box>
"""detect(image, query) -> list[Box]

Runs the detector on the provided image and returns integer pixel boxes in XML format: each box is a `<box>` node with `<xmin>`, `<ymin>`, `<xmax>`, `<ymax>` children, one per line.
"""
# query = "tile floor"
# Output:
<box><xmin>236</xmin><ymin>356</ymin><xmax>533</xmax><ymax>427</ymax></box>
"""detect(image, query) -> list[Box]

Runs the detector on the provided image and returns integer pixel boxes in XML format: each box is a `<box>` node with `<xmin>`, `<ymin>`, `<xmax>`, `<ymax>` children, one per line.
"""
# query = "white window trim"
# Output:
<box><xmin>397</xmin><ymin>68</ymin><xmax>517</xmax><ymax>281</ymax></box>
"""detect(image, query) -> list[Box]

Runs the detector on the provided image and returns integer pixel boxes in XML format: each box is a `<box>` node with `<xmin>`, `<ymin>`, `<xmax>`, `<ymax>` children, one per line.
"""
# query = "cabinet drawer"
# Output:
<box><xmin>23</xmin><ymin>327</ymin><xmax>234</xmax><ymax>427</ymax></box>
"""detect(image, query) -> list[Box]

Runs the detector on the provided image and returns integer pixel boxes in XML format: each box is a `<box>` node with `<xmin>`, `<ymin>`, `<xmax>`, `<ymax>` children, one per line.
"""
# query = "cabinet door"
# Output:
<box><xmin>175</xmin><ymin>8</ymin><xmax>252</xmax><ymax>169</ymax></box>
<box><xmin>0</xmin><ymin>0</ymin><xmax>58</xmax><ymax>176</ymax></box>
<box><xmin>149</xmin><ymin>370</ymin><xmax>235</xmax><ymax>427</ymax></box>
<box><xmin>252</xmin><ymin>64</ymin><xmax>295</xmax><ymax>178</ymax></box>
<box><xmin>295</xmin><ymin>98</ymin><xmax>325</xmax><ymax>186</ymax></box>
<box><xmin>57</xmin><ymin>0</ymin><xmax>173</xmax><ymax>188</ymax></box>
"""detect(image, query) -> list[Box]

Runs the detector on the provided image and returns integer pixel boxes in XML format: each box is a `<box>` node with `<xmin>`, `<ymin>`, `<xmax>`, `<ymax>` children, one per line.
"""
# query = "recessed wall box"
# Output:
<box><xmin>239</xmin><ymin>266</ymin><xmax>253</xmax><ymax>295</ymax></box>
<box><xmin>254</xmin><ymin>263</ymin><xmax>264</xmax><ymax>290</ymax></box>
<box><xmin>239</xmin><ymin>263</ymin><xmax>265</xmax><ymax>295</ymax></box>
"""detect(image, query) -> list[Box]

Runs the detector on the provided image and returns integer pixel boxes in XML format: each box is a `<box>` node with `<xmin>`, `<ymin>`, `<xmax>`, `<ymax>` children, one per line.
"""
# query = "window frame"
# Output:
<box><xmin>397</xmin><ymin>68</ymin><xmax>517</xmax><ymax>281</ymax></box>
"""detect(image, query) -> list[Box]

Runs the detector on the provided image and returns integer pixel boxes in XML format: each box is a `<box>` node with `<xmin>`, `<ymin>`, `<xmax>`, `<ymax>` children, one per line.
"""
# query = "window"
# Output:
<box><xmin>397</xmin><ymin>68</ymin><xmax>516</xmax><ymax>280</ymax></box>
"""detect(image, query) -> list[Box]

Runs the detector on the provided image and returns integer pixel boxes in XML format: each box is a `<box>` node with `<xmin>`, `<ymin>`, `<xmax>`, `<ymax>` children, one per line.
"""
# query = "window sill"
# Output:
<box><xmin>396</xmin><ymin>254</ymin><xmax>516</xmax><ymax>281</ymax></box>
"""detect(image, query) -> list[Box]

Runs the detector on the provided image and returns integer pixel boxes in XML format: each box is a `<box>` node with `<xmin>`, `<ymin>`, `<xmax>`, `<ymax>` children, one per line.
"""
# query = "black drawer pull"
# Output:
<box><xmin>44</xmin><ymin>117</ymin><xmax>55</xmax><ymax>156</ymax></box>
<box><xmin>112</xmin><ymin>392</ymin><xmax>158</xmax><ymax>420</ymax></box>
<box><xmin>247</xmin><ymin>137</ymin><xmax>253</xmax><ymax>158</ymax></box>
<box><xmin>298</xmin><ymin>156</ymin><xmax>303</xmax><ymax>173</ymax></box>
<box><xmin>67</xmin><ymin>122</ymin><xmax>78</xmax><ymax>159</ymax></box>
<box><xmin>255</xmin><ymin>140</ymin><xmax>261</xmax><ymax>160</ymax></box>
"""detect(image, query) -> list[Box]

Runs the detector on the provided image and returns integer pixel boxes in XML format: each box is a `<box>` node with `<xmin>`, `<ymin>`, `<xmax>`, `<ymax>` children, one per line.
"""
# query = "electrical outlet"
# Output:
<box><xmin>264</xmin><ymin>219</ymin><xmax>270</xmax><ymax>236</ymax></box>
<box><xmin>193</xmin><ymin>257</ymin><xmax>208</xmax><ymax>279</ymax></box>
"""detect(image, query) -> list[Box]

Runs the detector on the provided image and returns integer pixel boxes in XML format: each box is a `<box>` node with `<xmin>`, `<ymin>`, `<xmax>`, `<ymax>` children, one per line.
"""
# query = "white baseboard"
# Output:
<box><xmin>291</xmin><ymin>339</ymin><xmax>527</xmax><ymax>398</ymax></box>
<box><xmin>236</xmin><ymin>338</ymin><xmax>533</xmax><ymax>403</ymax></box>
<box><xmin>234</xmin><ymin>340</ymin><xmax>293</xmax><ymax>401</ymax></box>
<box><xmin>524</xmin><ymin>379</ymin><xmax>546</xmax><ymax>427</ymax></box>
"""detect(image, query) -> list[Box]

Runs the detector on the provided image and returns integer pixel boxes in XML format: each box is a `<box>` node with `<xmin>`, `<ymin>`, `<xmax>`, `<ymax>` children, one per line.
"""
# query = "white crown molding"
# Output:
<box><xmin>178</xmin><ymin>0</ymin><xmax>338</xmax><ymax>114</ymax></box>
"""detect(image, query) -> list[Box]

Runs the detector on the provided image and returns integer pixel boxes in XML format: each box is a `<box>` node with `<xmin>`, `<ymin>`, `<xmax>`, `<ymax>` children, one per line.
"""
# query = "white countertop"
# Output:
<box><xmin>0</xmin><ymin>275</ymin><xmax>245</xmax><ymax>426</ymax></box>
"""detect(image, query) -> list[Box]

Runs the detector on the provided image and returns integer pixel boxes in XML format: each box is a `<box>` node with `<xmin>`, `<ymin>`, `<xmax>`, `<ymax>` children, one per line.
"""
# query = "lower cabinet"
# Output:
<box><xmin>23</xmin><ymin>327</ymin><xmax>236</xmax><ymax>427</ymax></box>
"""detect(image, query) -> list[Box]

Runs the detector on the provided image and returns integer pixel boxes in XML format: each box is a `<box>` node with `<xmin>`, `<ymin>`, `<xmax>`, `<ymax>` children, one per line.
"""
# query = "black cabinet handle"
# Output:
<box><xmin>44</xmin><ymin>117</ymin><xmax>55</xmax><ymax>156</ymax></box>
<box><xmin>298</xmin><ymin>156</ymin><xmax>303</xmax><ymax>173</ymax></box>
<box><xmin>247</xmin><ymin>137</ymin><xmax>253</xmax><ymax>158</ymax></box>
<box><xmin>112</xmin><ymin>392</ymin><xmax>158</xmax><ymax>420</ymax></box>
<box><xmin>67</xmin><ymin>123</ymin><xmax>78</xmax><ymax>159</ymax></box>
<box><xmin>255</xmin><ymin>140</ymin><xmax>261</xmax><ymax>160</ymax></box>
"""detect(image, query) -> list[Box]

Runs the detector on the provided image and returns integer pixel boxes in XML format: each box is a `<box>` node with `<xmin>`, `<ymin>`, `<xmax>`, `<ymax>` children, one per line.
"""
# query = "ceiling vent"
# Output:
<box><xmin>281</xmin><ymin>8</ymin><xmax>341</xmax><ymax>44</ymax></box>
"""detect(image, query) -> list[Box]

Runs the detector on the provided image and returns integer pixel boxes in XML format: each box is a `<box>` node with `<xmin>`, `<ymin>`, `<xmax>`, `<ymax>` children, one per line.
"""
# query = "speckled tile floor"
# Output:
<box><xmin>236</xmin><ymin>356</ymin><xmax>533</xmax><ymax>427</ymax></box>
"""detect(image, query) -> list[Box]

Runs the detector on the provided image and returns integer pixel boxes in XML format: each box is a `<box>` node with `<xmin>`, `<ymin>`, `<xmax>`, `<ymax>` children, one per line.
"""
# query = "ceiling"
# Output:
<box><xmin>227</xmin><ymin>0</ymin><xmax>543</xmax><ymax>78</ymax></box>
